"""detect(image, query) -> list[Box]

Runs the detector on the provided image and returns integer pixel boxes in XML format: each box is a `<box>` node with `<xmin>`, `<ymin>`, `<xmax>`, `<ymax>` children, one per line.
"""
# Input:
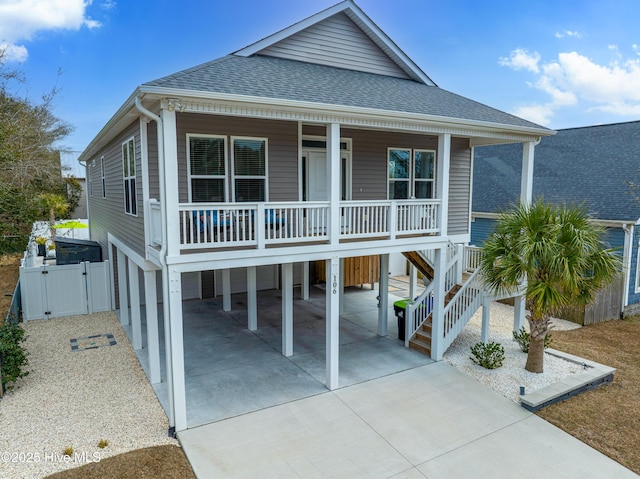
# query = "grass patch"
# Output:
<box><xmin>53</xmin><ymin>221</ymin><xmax>87</xmax><ymax>229</ymax></box>
<box><xmin>537</xmin><ymin>316</ymin><xmax>640</xmax><ymax>474</ymax></box>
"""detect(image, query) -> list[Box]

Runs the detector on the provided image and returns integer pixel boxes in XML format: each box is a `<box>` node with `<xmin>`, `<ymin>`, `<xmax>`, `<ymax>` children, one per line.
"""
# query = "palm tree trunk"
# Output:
<box><xmin>525</xmin><ymin>317</ymin><xmax>549</xmax><ymax>373</ymax></box>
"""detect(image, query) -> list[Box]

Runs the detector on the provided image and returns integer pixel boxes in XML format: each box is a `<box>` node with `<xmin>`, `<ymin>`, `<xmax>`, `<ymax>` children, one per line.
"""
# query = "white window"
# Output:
<box><xmin>100</xmin><ymin>156</ymin><xmax>106</xmax><ymax>198</ymax></box>
<box><xmin>388</xmin><ymin>148</ymin><xmax>436</xmax><ymax>199</ymax></box>
<box><xmin>232</xmin><ymin>137</ymin><xmax>267</xmax><ymax>202</ymax></box>
<box><xmin>122</xmin><ymin>137</ymin><xmax>137</xmax><ymax>215</ymax></box>
<box><xmin>187</xmin><ymin>134</ymin><xmax>227</xmax><ymax>202</ymax></box>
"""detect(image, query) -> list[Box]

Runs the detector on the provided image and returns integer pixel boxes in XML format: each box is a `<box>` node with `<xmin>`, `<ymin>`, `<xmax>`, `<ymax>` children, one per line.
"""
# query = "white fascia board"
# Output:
<box><xmin>139</xmin><ymin>86</ymin><xmax>552</xmax><ymax>139</ymax></box>
<box><xmin>472</xmin><ymin>211</ymin><xmax>633</xmax><ymax>228</ymax></box>
<box><xmin>233</xmin><ymin>0</ymin><xmax>435</xmax><ymax>86</ymax></box>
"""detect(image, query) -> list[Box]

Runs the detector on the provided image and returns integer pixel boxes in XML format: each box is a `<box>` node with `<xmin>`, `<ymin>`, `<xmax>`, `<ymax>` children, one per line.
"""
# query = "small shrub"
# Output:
<box><xmin>513</xmin><ymin>327</ymin><xmax>552</xmax><ymax>353</ymax></box>
<box><xmin>63</xmin><ymin>446</ymin><xmax>73</xmax><ymax>457</ymax></box>
<box><xmin>0</xmin><ymin>318</ymin><xmax>29</xmax><ymax>391</ymax></box>
<box><xmin>470</xmin><ymin>341</ymin><xmax>505</xmax><ymax>369</ymax></box>
<box><xmin>98</xmin><ymin>439</ymin><xmax>109</xmax><ymax>449</ymax></box>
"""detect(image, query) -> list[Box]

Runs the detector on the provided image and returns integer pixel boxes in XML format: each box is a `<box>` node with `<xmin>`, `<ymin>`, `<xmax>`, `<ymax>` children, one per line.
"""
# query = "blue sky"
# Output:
<box><xmin>1</xmin><ymin>0</ymin><xmax>639</xmax><ymax>176</ymax></box>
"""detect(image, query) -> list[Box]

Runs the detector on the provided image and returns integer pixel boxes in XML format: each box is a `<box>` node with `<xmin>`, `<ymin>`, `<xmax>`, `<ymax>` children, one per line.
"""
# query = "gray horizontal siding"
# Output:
<box><xmin>147</xmin><ymin>122</ymin><xmax>160</xmax><ymax>199</ymax></box>
<box><xmin>260</xmin><ymin>13</ymin><xmax>409</xmax><ymax>79</ymax></box>
<box><xmin>470</xmin><ymin>217</ymin><xmax>497</xmax><ymax>246</ymax></box>
<box><xmin>87</xmin><ymin>120</ymin><xmax>145</xmax><ymax>260</ymax></box>
<box><xmin>176</xmin><ymin>114</ymin><xmax>299</xmax><ymax>202</ymax></box>
<box><xmin>447</xmin><ymin>138</ymin><xmax>472</xmax><ymax>235</ymax></box>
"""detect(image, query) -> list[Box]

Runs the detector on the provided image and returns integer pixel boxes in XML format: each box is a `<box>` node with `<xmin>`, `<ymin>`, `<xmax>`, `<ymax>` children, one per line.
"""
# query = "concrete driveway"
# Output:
<box><xmin>178</xmin><ymin>362</ymin><xmax>638</xmax><ymax>478</ymax></box>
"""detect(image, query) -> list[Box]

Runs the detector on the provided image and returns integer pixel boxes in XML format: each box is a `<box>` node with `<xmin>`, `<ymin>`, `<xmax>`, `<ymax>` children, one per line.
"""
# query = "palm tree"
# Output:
<box><xmin>480</xmin><ymin>200</ymin><xmax>620</xmax><ymax>373</ymax></box>
<box><xmin>37</xmin><ymin>193</ymin><xmax>69</xmax><ymax>241</ymax></box>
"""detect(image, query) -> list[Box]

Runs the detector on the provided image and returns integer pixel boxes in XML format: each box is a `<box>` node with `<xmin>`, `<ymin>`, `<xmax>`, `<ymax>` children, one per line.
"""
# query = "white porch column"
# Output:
<box><xmin>326</xmin><ymin>257</ymin><xmax>340</xmax><ymax>389</ymax></box>
<box><xmin>378</xmin><ymin>254</ymin><xmax>389</xmax><ymax>337</ymax></box>
<box><xmin>437</xmin><ymin>133</ymin><xmax>451</xmax><ymax>236</ymax></box>
<box><xmin>339</xmin><ymin>258</ymin><xmax>345</xmax><ymax>314</ymax></box>
<box><xmin>282</xmin><ymin>263</ymin><xmax>293</xmax><ymax>357</ymax></box>
<box><xmin>302</xmin><ymin>262</ymin><xmax>310</xmax><ymax>300</ymax></box>
<box><xmin>409</xmin><ymin>263</ymin><xmax>417</xmax><ymax>299</ymax></box>
<box><xmin>222</xmin><ymin>268</ymin><xmax>231</xmax><ymax>312</ymax></box>
<box><xmin>144</xmin><ymin>269</ymin><xmax>161</xmax><ymax>384</ymax></box>
<box><xmin>514</xmin><ymin>295</ymin><xmax>526</xmax><ymax>331</ymax></box>
<box><xmin>167</xmin><ymin>267</ymin><xmax>187</xmax><ymax>432</ymax></box>
<box><xmin>327</xmin><ymin>123</ymin><xmax>341</xmax><ymax>245</ymax></box>
<box><xmin>160</xmin><ymin>106</ymin><xmax>180</xmax><ymax>257</ymax></box>
<box><xmin>520</xmin><ymin>141</ymin><xmax>536</xmax><ymax>205</ymax></box>
<box><xmin>247</xmin><ymin>266</ymin><xmax>257</xmax><ymax>331</ymax></box>
<box><xmin>128</xmin><ymin>259</ymin><xmax>142</xmax><ymax>351</ymax></box>
<box><xmin>430</xmin><ymin>248</ymin><xmax>447</xmax><ymax>360</ymax></box>
<box><xmin>116</xmin><ymin>248</ymin><xmax>129</xmax><ymax>326</ymax></box>
<box><xmin>481</xmin><ymin>297</ymin><xmax>491</xmax><ymax>344</ymax></box>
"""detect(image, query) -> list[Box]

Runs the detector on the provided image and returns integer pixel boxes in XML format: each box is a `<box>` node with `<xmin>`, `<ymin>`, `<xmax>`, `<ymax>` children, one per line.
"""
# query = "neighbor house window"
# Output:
<box><xmin>188</xmin><ymin>135</ymin><xmax>227</xmax><ymax>202</ymax></box>
<box><xmin>122</xmin><ymin>137</ymin><xmax>137</xmax><ymax>215</ymax></box>
<box><xmin>100</xmin><ymin>156</ymin><xmax>106</xmax><ymax>198</ymax></box>
<box><xmin>388</xmin><ymin>148</ymin><xmax>436</xmax><ymax>199</ymax></box>
<box><xmin>232</xmin><ymin>137</ymin><xmax>267</xmax><ymax>202</ymax></box>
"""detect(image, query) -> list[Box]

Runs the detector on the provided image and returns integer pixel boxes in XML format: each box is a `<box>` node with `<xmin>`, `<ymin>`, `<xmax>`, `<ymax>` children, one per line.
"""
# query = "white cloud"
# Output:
<box><xmin>500</xmin><ymin>46</ymin><xmax>640</xmax><ymax>125</ymax></box>
<box><xmin>0</xmin><ymin>42</ymin><xmax>28</xmax><ymax>63</ymax></box>
<box><xmin>498</xmin><ymin>48</ymin><xmax>540</xmax><ymax>73</ymax></box>
<box><xmin>555</xmin><ymin>30</ymin><xmax>583</xmax><ymax>39</ymax></box>
<box><xmin>0</xmin><ymin>0</ymin><xmax>101</xmax><ymax>62</ymax></box>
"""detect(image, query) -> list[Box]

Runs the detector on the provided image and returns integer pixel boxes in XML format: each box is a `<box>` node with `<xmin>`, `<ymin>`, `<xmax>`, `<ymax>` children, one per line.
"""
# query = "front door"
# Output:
<box><xmin>303</xmin><ymin>150</ymin><xmax>351</xmax><ymax>201</ymax></box>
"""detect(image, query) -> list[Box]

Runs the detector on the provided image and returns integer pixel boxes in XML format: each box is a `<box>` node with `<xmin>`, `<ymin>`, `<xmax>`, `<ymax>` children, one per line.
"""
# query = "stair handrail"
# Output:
<box><xmin>404</xmin><ymin>281</ymin><xmax>435</xmax><ymax>347</ymax></box>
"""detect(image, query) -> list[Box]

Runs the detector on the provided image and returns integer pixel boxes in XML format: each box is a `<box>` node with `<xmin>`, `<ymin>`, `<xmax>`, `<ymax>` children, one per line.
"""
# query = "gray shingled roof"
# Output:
<box><xmin>143</xmin><ymin>55</ymin><xmax>547</xmax><ymax>131</ymax></box>
<box><xmin>473</xmin><ymin>121</ymin><xmax>640</xmax><ymax>221</ymax></box>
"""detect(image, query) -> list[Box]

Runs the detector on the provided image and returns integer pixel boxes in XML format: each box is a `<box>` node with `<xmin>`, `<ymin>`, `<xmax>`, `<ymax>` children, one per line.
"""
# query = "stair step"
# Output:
<box><xmin>420</xmin><ymin>321</ymin><xmax>432</xmax><ymax>333</ymax></box>
<box><xmin>409</xmin><ymin>338</ymin><xmax>431</xmax><ymax>356</ymax></box>
<box><xmin>415</xmin><ymin>329</ymin><xmax>431</xmax><ymax>342</ymax></box>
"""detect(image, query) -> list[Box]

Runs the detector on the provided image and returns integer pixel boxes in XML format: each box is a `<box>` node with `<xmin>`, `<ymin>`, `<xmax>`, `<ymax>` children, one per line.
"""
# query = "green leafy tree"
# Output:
<box><xmin>480</xmin><ymin>200</ymin><xmax>620</xmax><ymax>373</ymax></box>
<box><xmin>0</xmin><ymin>54</ymin><xmax>75</xmax><ymax>253</ymax></box>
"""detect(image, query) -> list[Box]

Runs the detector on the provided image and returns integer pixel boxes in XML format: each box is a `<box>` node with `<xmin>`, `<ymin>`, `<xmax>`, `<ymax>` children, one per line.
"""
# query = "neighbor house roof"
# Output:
<box><xmin>143</xmin><ymin>54</ymin><xmax>546</xmax><ymax>132</ymax></box>
<box><xmin>473</xmin><ymin>121</ymin><xmax>640</xmax><ymax>222</ymax></box>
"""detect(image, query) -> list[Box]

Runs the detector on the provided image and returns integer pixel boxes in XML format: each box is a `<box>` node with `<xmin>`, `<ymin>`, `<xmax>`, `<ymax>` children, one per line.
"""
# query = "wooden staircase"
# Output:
<box><xmin>408</xmin><ymin>284</ymin><xmax>461</xmax><ymax>356</ymax></box>
<box><xmin>402</xmin><ymin>251</ymin><xmax>434</xmax><ymax>281</ymax></box>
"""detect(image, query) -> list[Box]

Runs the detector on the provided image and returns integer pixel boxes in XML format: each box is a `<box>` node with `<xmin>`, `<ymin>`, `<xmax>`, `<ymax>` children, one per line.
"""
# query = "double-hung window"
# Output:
<box><xmin>232</xmin><ymin>137</ymin><xmax>267</xmax><ymax>202</ymax></box>
<box><xmin>188</xmin><ymin>135</ymin><xmax>227</xmax><ymax>202</ymax></box>
<box><xmin>122</xmin><ymin>138</ymin><xmax>137</xmax><ymax>215</ymax></box>
<box><xmin>388</xmin><ymin>148</ymin><xmax>436</xmax><ymax>199</ymax></box>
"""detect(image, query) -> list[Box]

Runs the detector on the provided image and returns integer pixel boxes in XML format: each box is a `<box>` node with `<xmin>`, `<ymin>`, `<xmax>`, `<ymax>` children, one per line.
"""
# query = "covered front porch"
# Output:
<box><xmin>123</xmin><ymin>280</ymin><xmax>433</xmax><ymax>429</ymax></box>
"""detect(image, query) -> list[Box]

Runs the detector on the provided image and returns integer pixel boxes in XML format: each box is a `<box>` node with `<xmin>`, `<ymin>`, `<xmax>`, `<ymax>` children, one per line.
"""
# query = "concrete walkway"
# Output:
<box><xmin>179</xmin><ymin>362</ymin><xmax>638</xmax><ymax>479</ymax></box>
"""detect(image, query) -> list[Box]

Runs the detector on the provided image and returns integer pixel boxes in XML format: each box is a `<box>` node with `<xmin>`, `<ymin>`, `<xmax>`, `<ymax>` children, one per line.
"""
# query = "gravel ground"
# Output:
<box><xmin>0</xmin><ymin>312</ymin><xmax>177</xmax><ymax>479</ymax></box>
<box><xmin>443</xmin><ymin>301</ymin><xmax>583</xmax><ymax>403</ymax></box>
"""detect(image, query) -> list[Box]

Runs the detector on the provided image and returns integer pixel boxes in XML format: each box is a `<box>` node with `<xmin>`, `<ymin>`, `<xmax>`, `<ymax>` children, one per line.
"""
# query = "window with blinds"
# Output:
<box><xmin>233</xmin><ymin>137</ymin><xmax>267</xmax><ymax>202</ymax></box>
<box><xmin>188</xmin><ymin>135</ymin><xmax>227</xmax><ymax>202</ymax></box>
<box><xmin>122</xmin><ymin>137</ymin><xmax>137</xmax><ymax>215</ymax></box>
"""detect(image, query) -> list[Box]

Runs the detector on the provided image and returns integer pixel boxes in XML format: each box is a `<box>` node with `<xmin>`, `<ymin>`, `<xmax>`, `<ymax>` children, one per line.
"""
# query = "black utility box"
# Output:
<box><xmin>54</xmin><ymin>238</ymin><xmax>102</xmax><ymax>265</ymax></box>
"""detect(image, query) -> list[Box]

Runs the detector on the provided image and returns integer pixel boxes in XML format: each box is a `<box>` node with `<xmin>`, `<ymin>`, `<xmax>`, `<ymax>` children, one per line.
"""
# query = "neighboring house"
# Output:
<box><xmin>79</xmin><ymin>0</ymin><xmax>551</xmax><ymax>432</ymax></box>
<box><xmin>472</xmin><ymin>120</ymin><xmax>640</xmax><ymax>318</ymax></box>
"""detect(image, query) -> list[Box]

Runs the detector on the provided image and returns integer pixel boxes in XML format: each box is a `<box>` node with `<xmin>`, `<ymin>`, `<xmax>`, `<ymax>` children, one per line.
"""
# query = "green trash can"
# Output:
<box><xmin>393</xmin><ymin>299</ymin><xmax>414</xmax><ymax>341</ymax></box>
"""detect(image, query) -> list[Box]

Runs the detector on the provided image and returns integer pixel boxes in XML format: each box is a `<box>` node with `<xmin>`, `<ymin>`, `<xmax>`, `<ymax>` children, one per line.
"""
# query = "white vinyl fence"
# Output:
<box><xmin>20</xmin><ymin>261</ymin><xmax>111</xmax><ymax>321</ymax></box>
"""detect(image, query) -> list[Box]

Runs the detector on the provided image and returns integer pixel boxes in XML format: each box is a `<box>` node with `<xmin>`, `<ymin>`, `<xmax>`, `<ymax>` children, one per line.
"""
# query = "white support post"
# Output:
<box><xmin>437</xmin><ymin>133</ymin><xmax>451</xmax><ymax>236</ymax></box>
<box><xmin>222</xmin><ymin>268</ymin><xmax>231</xmax><ymax>312</ymax></box>
<box><xmin>144</xmin><ymin>269</ymin><xmax>161</xmax><ymax>384</ymax></box>
<box><xmin>430</xmin><ymin>248</ymin><xmax>447</xmax><ymax>360</ymax></box>
<box><xmin>339</xmin><ymin>258</ymin><xmax>345</xmax><ymax>314</ymax></box>
<box><xmin>116</xmin><ymin>248</ymin><xmax>129</xmax><ymax>326</ymax></box>
<box><xmin>247</xmin><ymin>266</ymin><xmax>257</xmax><ymax>331</ymax></box>
<box><xmin>167</xmin><ymin>268</ymin><xmax>187</xmax><ymax>432</ymax></box>
<box><xmin>520</xmin><ymin>141</ymin><xmax>536</xmax><ymax>206</ymax></box>
<box><xmin>160</xmin><ymin>106</ymin><xmax>180</xmax><ymax>257</ymax></box>
<box><xmin>481</xmin><ymin>297</ymin><xmax>491</xmax><ymax>344</ymax></box>
<box><xmin>514</xmin><ymin>295</ymin><xmax>526</xmax><ymax>332</ymax></box>
<box><xmin>327</xmin><ymin>123</ymin><xmax>341</xmax><ymax>245</ymax></box>
<box><xmin>326</xmin><ymin>257</ymin><xmax>340</xmax><ymax>390</ymax></box>
<box><xmin>378</xmin><ymin>254</ymin><xmax>389</xmax><ymax>337</ymax></box>
<box><xmin>282</xmin><ymin>263</ymin><xmax>293</xmax><ymax>357</ymax></box>
<box><xmin>455</xmin><ymin>244</ymin><xmax>464</xmax><ymax>284</ymax></box>
<box><xmin>302</xmin><ymin>262</ymin><xmax>310</xmax><ymax>300</ymax></box>
<box><xmin>128</xmin><ymin>259</ymin><xmax>142</xmax><ymax>350</ymax></box>
<box><xmin>409</xmin><ymin>263</ymin><xmax>417</xmax><ymax>299</ymax></box>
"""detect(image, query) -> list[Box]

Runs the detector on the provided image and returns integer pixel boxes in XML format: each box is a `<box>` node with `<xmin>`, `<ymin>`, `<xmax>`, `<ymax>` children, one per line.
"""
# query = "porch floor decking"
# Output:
<box><xmin>123</xmin><ymin>280</ymin><xmax>432</xmax><ymax>429</ymax></box>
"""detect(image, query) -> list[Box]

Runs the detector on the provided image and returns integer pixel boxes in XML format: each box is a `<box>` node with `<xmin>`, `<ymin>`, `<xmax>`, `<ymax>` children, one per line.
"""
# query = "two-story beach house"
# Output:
<box><xmin>79</xmin><ymin>1</ymin><xmax>552</xmax><ymax>431</ymax></box>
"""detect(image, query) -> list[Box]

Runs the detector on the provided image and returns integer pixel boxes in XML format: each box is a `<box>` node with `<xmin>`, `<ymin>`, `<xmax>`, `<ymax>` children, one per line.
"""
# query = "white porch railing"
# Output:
<box><xmin>440</xmin><ymin>267</ymin><xmax>483</xmax><ymax>354</ymax></box>
<box><xmin>404</xmin><ymin>282</ymin><xmax>435</xmax><ymax>347</ymax></box>
<box><xmin>169</xmin><ymin>200</ymin><xmax>440</xmax><ymax>250</ymax></box>
<box><xmin>464</xmin><ymin>245</ymin><xmax>483</xmax><ymax>272</ymax></box>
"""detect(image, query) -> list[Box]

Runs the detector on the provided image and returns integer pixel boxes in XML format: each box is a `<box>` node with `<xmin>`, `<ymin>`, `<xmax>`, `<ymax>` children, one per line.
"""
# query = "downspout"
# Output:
<box><xmin>133</xmin><ymin>96</ymin><xmax>175</xmax><ymax>431</ymax></box>
<box><xmin>622</xmin><ymin>223</ymin><xmax>634</xmax><ymax>316</ymax></box>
